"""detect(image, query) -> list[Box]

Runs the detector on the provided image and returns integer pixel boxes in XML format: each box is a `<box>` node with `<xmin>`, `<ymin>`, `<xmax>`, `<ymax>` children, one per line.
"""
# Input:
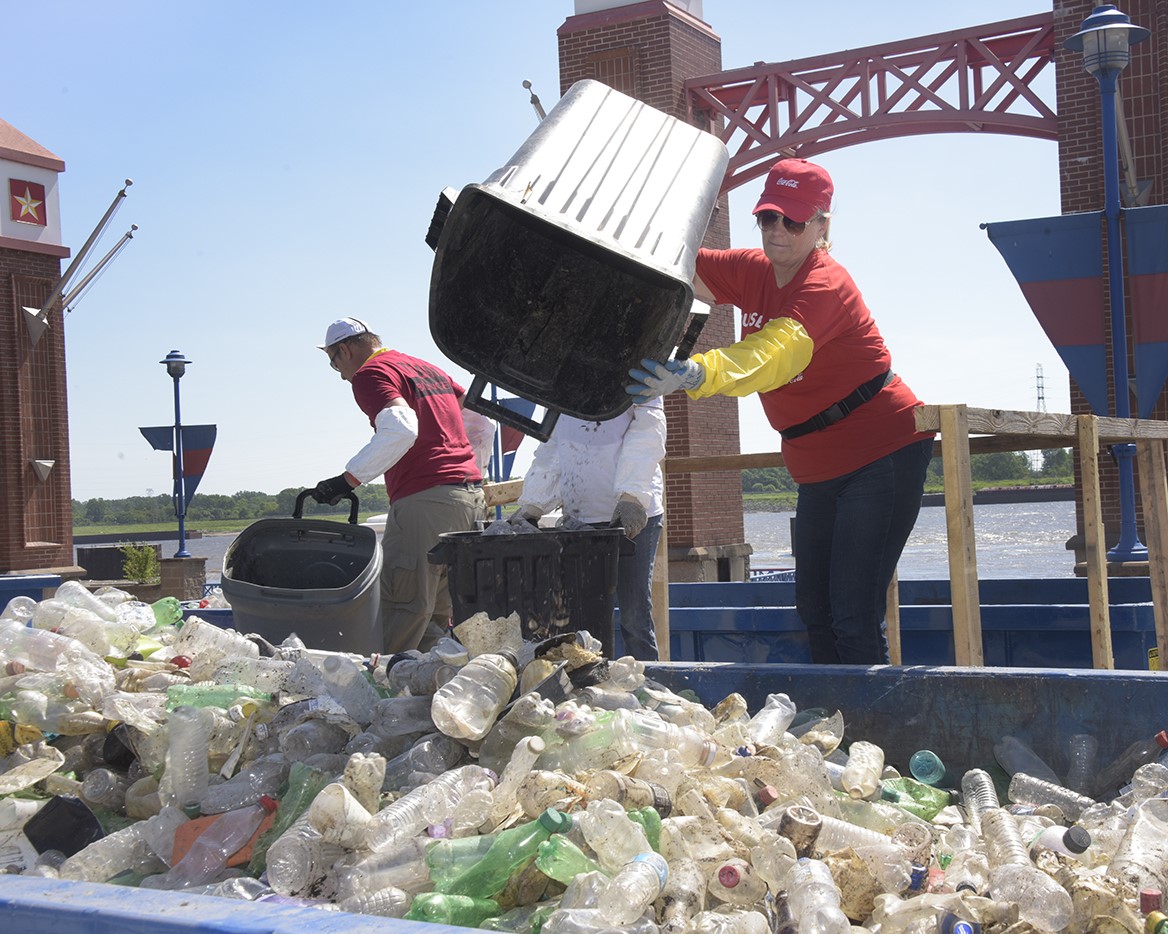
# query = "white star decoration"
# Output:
<box><xmin>14</xmin><ymin>186</ymin><xmax>43</xmax><ymax>221</ymax></box>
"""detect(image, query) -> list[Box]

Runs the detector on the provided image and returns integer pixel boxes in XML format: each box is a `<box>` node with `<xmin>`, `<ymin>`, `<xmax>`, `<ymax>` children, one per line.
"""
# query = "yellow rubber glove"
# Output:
<box><xmin>687</xmin><ymin>316</ymin><xmax>814</xmax><ymax>399</ymax></box>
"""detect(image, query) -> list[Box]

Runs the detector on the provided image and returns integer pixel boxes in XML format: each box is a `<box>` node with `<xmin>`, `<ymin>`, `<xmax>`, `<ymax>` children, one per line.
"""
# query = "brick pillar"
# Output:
<box><xmin>558</xmin><ymin>0</ymin><xmax>751</xmax><ymax>582</ymax></box>
<box><xmin>1055</xmin><ymin>0</ymin><xmax>1168</xmax><ymax>565</ymax></box>
<box><xmin>160</xmin><ymin>556</ymin><xmax>207</xmax><ymax>602</ymax></box>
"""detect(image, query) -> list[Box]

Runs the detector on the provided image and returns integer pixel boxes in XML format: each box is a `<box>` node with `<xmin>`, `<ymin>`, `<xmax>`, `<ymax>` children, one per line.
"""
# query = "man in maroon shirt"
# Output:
<box><xmin>314</xmin><ymin>317</ymin><xmax>490</xmax><ymax>654</ymax></box>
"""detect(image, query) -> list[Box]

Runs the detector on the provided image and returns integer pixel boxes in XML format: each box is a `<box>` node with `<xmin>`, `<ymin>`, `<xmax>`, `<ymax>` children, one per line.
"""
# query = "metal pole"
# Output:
<box><xmin>490</xmin><ymin>383</ymin><xmax>503</xmax><ymax>520</ymax></box>
<box><xmin>172</xmin><ymin>373</ymin><xmax>190</xmax><ymax>558</ymax></box>
<box><xmin>1098</xmin><ymin>69</ymin><xmax>1147</xmax><ymax>562</ymax></box>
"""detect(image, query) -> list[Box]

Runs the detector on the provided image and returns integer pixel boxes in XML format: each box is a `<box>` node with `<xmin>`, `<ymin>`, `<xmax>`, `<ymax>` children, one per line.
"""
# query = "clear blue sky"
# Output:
<box><xmin>6</xmin><ymin>1</ymin><xmax>1064</xmax><ymax>501</ymax></box>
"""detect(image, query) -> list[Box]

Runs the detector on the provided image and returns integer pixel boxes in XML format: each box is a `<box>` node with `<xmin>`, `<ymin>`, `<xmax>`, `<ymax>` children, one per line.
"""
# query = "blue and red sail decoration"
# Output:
<box><xmin>139</xmin><ymin>424</ymin><xmax>217</xmax><ymax>507</ymax></box>
<box><xmin>492</xmin><ymin>397</ymin><xmax>536</xmax><ymax>481</ymax></box>
<box><xmin>984</xmin><ymin>212</ymin><xmax>1109</xmax><ymax>416</ymax></box>
<box><xmin>1124</xmin><ymin>205</ymin><xmax>1168</xmax><ymax>418</ymax></box>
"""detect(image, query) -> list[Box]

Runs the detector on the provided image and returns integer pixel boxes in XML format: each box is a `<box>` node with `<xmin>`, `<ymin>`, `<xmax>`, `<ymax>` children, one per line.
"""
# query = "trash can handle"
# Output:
<box><xmin>464</xmin><ymin>375</ymin><xmax>561</xmax><ymax>443</ymax></box>
<box><xmin>673</xmin><ymin>300</ymin><xmax>709</xmax><ymax>361</ymax></box>
<box><xmin>293</xmin><ymin>489</ymin><xmax>360</xmax><ymax>524</ymax></box>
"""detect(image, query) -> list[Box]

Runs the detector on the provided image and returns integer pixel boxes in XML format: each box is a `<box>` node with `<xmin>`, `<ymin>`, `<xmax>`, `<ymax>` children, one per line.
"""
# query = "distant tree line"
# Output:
<box><xmin>73</xmin><ymin>486</ymin><xmax>390</xmax><ymax>526</ymax></box>
<box><xmin>742</xmin><ymin>448</ymin><xmax>1074</xmax><ymax>494</ymax></box>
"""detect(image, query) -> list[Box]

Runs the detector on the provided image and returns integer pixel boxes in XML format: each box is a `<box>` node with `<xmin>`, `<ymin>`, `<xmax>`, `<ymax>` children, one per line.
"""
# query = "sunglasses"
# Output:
<box><xmin>328</xmin><ymin>344</ymin><xmax>344</xmax><ymax>371</ymax></box>
<box><xmin>756</xmin><ymin>210</ymin><xmax>808</xmax><ymax>235</ymax></box>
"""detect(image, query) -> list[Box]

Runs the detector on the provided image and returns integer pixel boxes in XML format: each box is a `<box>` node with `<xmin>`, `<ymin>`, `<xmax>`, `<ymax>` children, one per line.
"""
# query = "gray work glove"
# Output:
<box><xmin>508</xmin><ymin>503</ymin><xmax>543</xmax><ymax>528</ymax></box>
<box><xmin>611</xmin><ymin>493</ymin><xmax>648</xmax><ymax>540</ymax></box>
<box><xmin>626</xmin><ymin>357</ymin><xmax>705</xmax><ymax>402</ymax></box>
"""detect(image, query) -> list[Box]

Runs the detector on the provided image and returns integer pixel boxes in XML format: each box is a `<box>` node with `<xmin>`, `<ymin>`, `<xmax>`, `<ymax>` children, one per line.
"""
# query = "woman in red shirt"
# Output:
<box><xmin>629</xmin><ymin>158</ymin><xmax>934</xmax><ymax>664</ymax></box>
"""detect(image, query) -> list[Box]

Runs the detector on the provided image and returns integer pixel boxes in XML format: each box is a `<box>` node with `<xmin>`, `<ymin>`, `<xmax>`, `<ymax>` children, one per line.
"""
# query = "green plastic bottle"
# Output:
<box><xmin>405</xmin><ymin>892</ymin><xmax>501</xmax><ymax>926</ymax></box>
<box><xmin>150</xmin><ymin>597</ymin><xmax>183</xmax><ymax>627</ymax></box>
<box><xmin>247</xmin><ymin>762</ymin><xmax>330</xmax><ymax>874</ymax></box>
<box><xmin>628</xmin><ymin>806</ymin><xmax>662</xmax><ymax>852</ymax></box>
<box><xmin>882</xmin><ymin>776</ymin><xmax>953</xmax><ymax>821</ymax></box>
<box><xmin>425</xmin><ymin>832</ymin><xmax>503</xmax><ymax>890</ymax></box>
<box><xmin>165</xmin><ymin>682</ymin><xmax>271</xmax><ymax>712</ymax></box>
<box><xmin>440</xmin><ymin>808</ymin><xmax>573</xmax><ymax>898</ymax></box>
<box><xmin>535</xmin><ymin>834</ymin><xmax>605</xmax><ymax>884</ymax></box>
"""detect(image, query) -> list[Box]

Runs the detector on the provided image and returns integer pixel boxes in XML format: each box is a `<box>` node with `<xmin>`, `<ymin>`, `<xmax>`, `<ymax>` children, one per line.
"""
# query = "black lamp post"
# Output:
<box><xmin>160</xmin><ymin>350</ymin><xmax>192</xmax><ymax>558</ymax></box>
<box><xmin>1064</xmin><ymin>4</ymin><xmax>1150</xmax><ymax>563</ymax></box>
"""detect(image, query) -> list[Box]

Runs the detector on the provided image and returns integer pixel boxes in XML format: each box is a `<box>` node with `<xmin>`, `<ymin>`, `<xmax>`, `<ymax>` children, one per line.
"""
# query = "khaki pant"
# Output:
<box><xmin>379</xmin><ymin>483</ymin><xmax>485</xmax><ymax>654</ymax></box>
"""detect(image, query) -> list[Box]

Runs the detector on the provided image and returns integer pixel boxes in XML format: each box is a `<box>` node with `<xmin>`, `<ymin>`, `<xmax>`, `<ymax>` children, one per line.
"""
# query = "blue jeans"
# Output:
<box><xmin>613</xmin><ymin>514</ymin><xmax>663</xmax><ymax>661</ymax></box>
<box><xmin>794</xmin><ymin>439</ymin><xmax>933</xmax><ymax>664</ymax></box>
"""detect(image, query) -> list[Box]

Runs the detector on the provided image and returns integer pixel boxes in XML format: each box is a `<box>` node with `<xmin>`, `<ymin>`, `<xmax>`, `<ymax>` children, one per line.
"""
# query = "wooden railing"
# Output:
<box><xmin>481</xmin><ymin>404</ymin><xmax>1168</xmax><ymax>669</ymax></box>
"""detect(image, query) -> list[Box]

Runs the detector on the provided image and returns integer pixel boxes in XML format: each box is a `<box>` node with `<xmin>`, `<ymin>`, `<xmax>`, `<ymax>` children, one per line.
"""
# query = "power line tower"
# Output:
<box><xmin>1036</xmin><ymin>364</ymin><xmax>1047</xmax><ymax>413</ymax></box>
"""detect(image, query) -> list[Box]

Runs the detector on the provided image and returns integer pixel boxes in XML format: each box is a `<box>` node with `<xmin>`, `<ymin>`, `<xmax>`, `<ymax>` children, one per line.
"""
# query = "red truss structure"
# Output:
<box><xmin>686</xmin><ymin>13</ymin><xmax>1057</xmax><ymax>193</ymax></box>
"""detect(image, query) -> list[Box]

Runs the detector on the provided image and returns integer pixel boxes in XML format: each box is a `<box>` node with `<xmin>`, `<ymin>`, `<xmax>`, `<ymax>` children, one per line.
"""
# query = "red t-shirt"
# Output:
<box><xmin>696</xmin><ymin>247</ymin><xmax>932</xmax><ymax>483</ymax></box>
<box><xmin>349</xmin><ymin>350</ymin><xmax>482</xmax><ymax>502</ymax></box>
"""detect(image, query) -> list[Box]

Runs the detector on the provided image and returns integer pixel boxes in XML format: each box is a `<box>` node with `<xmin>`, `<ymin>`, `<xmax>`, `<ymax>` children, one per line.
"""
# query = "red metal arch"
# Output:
<box><xmin>686</xmin><ymin>13</ymin><xmax>1057</xmax><ymax>194</ymax></box>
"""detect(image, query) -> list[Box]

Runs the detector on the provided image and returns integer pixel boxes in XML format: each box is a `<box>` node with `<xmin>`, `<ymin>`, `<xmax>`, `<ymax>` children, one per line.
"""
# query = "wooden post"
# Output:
<box><xmin>1077</xmin><ymin>415</ymin><xmax>1114</xmax><ymax>669</ymax></box>
<box><xmin>885</xmin><ymin>570</ymin><xmax>901</xmax><ymax>665</ymax></box>
<box><xmin>653</xmin><ymin>495</ymin><xmax>671</xmax><ymax>661</ymax></box>
<box><xmin>1137</xmin><ymin>439</ymin><xmax>1168</xmax><ymax>670</ymax></box>
<box><xmin>939</xmin><ymin>404</ymin><xmax>983</xmax><ymax>666</ymax></box>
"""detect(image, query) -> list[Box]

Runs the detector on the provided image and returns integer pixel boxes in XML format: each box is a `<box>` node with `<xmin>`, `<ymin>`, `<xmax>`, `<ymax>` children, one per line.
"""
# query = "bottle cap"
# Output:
<box><xmin>718</xmin><ymin>863</ymin><xmax>742</xmax><ymax>887</ymax></box>
<box><xmin>259</xmin><ymin>795</ymin><xmax>278</xmax><ymax>813</ymax></box>
<box><xmin>1141</xmin><ymin>890</ymin><xmax>1163</xmax><ymax>915</ymax></box>
<box><xmin>1156</xmin><ymin>731</ymin><xmax>1168</xmax><ymax>749</ymax></box>
<box><xmin>1063</xmin><ymin>825</ymin><xmax>1091</xmax><ymax>854</ymax></box>
<box><xmin>939</xmin><ymin>913</ymin><xmax>981</xmax><ymax>934</ymax></box>
<box><xmin>1147</xmin><ymin>910</ymin><xmax>1168</xmax><ymax>934</ymax></box>
<box><xmin>757</xmin><ymin>785</ymin><xmax>781</xmax><ymax>807</ymax></box>
<box><xmin>539</xmin><ymin>807</ymin><xmax>573</xmax><ymax>834</ymax></box>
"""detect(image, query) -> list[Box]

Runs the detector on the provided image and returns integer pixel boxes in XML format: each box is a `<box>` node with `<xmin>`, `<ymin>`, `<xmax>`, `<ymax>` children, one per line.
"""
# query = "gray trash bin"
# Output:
<box><xmin>220</xmin><ymin>491</ymin><xmax>382</xmax><ymax>654</ymax></box>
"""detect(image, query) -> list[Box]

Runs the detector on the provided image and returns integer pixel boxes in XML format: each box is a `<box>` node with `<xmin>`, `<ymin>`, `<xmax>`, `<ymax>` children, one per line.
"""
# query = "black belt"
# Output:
<box><xmin>780</xmin><ymin>370</ymin><xmax>894</xmax><ymax>441</ymax></box>
<box><xmin>447</xmin><ymin>480</ymin><xmax>482</xmax><ymax>490</ymax></box>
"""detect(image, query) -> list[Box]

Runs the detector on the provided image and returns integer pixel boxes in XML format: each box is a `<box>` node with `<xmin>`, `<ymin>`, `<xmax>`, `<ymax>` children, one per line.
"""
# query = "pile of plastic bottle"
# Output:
<box><xmin>3</xmin><ymin>582</ymin><xmax>1168</xmax><ymax>933</ymax></box>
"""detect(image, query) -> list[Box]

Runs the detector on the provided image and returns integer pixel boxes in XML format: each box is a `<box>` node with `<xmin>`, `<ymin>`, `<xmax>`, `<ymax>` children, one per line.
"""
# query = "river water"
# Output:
<box><xmin>138</xmin><ymin>500</ymin><xmax>1078</xmax><ymax>584</ymax></box>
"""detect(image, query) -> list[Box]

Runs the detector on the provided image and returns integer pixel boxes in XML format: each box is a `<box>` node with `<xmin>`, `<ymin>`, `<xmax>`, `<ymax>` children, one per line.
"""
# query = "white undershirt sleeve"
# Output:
<box><xmin>345</xmin><ymin>405</ymin><xmax>419</xmax><ymax>484</ymax></box>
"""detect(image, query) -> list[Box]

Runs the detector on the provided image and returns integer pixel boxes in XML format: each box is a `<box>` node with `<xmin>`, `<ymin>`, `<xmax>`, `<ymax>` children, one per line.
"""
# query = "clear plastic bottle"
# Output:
<box><xmin>162</xmin><ymin>798</ymin><xmax>274</xmax><ymax>888</ymax></box>
<box><xmin>338</xmin><ymin>886</ymin><xmax>412</xmax><ymax>918</ymax></box>
<box><xmin>199</xmin><ymin>754</ymin><xmax>290</xmax><ymax>814</ymax></box>
<box><xmin>745</xmin><ymin>692</ymin><xmax>798</xmax><ymax>747</ymax></box>
<box><xmin>988</xmin><ymin>862</ymin><xmax>1073</xmax><ymax>929</ymax></box>
<box><xmin>369</xmin><ymin>695</ymin><xmax>440</xmax><ymax>739</ymax></box>
<box><xmin>167</xmin><ymin>616</ymin><xmax>260</xmax><ymax>680</ymax></box>
<box><xmin>80</xmin><ymin>767</ymin><xmax>130</xmax><ymax>811</ymax></box>
<box><xmin>709</xmin><ymin>855</ymin><xmax>768</xmax><ymax>907</ymax></box>
<box><xmin>784</xmin><ymin>857</ymin><xmax>850</xmax><ymax>934</ymax></box>
<box><xmin>319</xmin><ymin>654</ymin><xmax>380</xmax><ymax>724</ymax></box>
<box><xmin>583</xmin><ymin>769</ymin><xmax>672</xmax><ymax>815</ymax></box>
<box><xmin>979</xmin><ymin>807</ymin><xmax>1029</xmax><ymax>867</ymax></box>
<box><xmin>335</xmin><ymin>836</ymin><xmax>433</xmax><ymax>899</ymax></box>
<box><xmin>211</xmin><ymin>656</ymin><xmax>299</xmax><ymax>695</ymax></box>
<box><xmin>478</xmin><ymin>692</ymin><xmax>557</xmax><ymax>775</ymax></box>
<box><xmin>165</xmin><ymin>704</ymin><xmax>214</xmax><ymax>812</ymax></box>
<box><xmin>993</xmin><ymin>735</ymin><xmax>1061</xmax><ymax>784</ymax></box>
<box><xmin>1108</xmin><ymin>796</ymin><xmax>1168</xmax><ymax>893</ymax></box>
<box><xmin>381</xmin><ymin>733</ymin><xmax>464</xmax><ymax>790</ymax></box>
<box><xmin>1007</xmin><ymin>771</ymin><xmax>1096</xmax><ymax>821</ymax></box>
<box><xmin>1065</xmin><ymin>732</ymin><xmax>1099</xmax><ymax>796</ymax></box>
<box><xmin>616</xmin><ymin>708</ymin><xmax>722</xmax><ymax>768</ymax></box>
<box><xmin>517</xmin><ymin>769</ymin><xmax>588</xmax><ymax>818</ymax></box>
<box><xmin>575</xmin><ymin>797</ymin><xmax>653</xmax><ymax>873</ymax></box>
<box><xmin>657</xmin><ymin>853</ymin><xmax>706</xmax><ymax>934</ymax></box>
<box><xmin>265</xmin><ymin>810</ymin><xmax>346</xmax><ymax>897</ymax></box>
<box><xmin>54</xmin><ymin>579</ymin><xmax>119</xmax><ymax>621</ymax></box>
<box><xmin>365</xmin><ymin>764</ymin><xmax>496</xmax><ymax>853</ymax></box>
<box><xmin>840</xmin><ymin>740</ymin><xmax>885</xmax><ymax>799</ymax></box>
<box><xmin>959</xmin><ymin>768</ymin><xmax>1000</xmax><ymax>834</ymax></box>
<box><xmin>1094</xmin><ymin>730</ymin><xmax>1168</xmax><ymax>799</ymax></box>
<box><xmin>59</xmin><ymin>806</ymin><xmax>187</xmax><ymax>883</ymax></box>
<box><xmin>280</xmin><ymin>718</ymin><xmax>350</xmax><ymax>761</ymax></box>
<box><xmin>430</xmin><ymin>651</ymin><xmax>518</xmax><ymax>741</ymax></box>
<box><xmin>597</xmin><ymin>851</ymin><xmax>668</xmax><ymax>924</ymax></box>
<box><xmin>488</xmin><ymin>735</ymin><xmax>545</xmax><ymax>828</ymax></box>
<box><xmin>812</xmin><ymin>812</ymin><xmax>890</xmax><ymax>855</ymax></box>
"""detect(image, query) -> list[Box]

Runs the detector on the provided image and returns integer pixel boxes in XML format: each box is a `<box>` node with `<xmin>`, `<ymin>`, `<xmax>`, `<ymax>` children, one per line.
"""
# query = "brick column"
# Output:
<box><xmin>558</xmin><ymin>0</ymin><xmax>751</xmax><ymax>582</ymax></box>
<box><xmin>160</xmin><ymin>556</ymin><xmax>207</xmax><ymax>602</ymax></box>
<box><xmin>1056</xmin><ymin>0</ymin><xmax>1168</xmax><ymax>565</ymax></box>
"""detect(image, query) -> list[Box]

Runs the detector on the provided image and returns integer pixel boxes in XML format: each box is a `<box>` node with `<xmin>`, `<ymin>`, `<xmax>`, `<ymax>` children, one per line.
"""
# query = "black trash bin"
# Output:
<box><xmin>428</xmin><ymin>527</ymin><xmax>623</xmax><ymax>658</ymax></box>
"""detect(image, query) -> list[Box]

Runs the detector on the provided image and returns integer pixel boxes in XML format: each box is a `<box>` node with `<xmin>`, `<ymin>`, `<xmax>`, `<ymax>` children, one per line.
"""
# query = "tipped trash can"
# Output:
<box><xmin>220</xmin><ymin>491</ymin><xmax>382</xmax><ymax>654</ymax></box>
<box><xmin>429</xmin><ymin>527</ymin><xmax>623</xmax><ymax>657</ymax></box>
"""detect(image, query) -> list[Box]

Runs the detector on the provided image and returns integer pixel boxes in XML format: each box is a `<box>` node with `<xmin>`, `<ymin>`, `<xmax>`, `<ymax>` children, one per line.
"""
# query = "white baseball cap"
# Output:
<box><xmin>318</xmin><ymin>316</ymin><xmax>371</xmax><ymax>349</ymax></box>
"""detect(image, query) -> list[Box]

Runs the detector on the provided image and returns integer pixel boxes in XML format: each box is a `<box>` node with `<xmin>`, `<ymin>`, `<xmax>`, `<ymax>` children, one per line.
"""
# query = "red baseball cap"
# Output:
<box><xmin>752</xmin><ymin>158</ymin><xmax>833</xmax><ymax>224</ymax></box>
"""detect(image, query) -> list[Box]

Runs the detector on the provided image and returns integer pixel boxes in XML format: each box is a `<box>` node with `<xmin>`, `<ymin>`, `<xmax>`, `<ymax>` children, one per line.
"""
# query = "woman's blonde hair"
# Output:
<box><xmin>813</xmin><ymin>210</ymin><xmax>832</xmax><ymax>252</ymax></box>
